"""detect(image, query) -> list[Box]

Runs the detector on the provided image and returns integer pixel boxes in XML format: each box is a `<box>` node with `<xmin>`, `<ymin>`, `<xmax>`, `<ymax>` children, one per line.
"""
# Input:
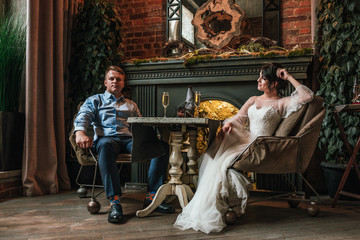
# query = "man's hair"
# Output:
<box><xmin>105</xmin><ymin>65</ymin><xmax>125</xmax><ymax>79</ymax></box>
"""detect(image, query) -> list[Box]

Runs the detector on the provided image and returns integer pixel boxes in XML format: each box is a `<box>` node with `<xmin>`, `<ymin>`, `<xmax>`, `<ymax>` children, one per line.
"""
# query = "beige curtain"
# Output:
<box><xmin>23</xmin><ymin>0</ymin><xmax>77</xmax><ymax>196</ymax></box>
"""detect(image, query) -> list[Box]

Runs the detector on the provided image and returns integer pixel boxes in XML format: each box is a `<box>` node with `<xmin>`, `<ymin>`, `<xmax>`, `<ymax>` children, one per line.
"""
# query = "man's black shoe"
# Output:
<box><xmin>143</xmin><ymin>200</ymin><xmax>175</xmax><ymax>214</ymax></box>
<box><xmin>108</xmin><ymin>204</ymin><xmax>124</xmax><ymax>224</ymax></box>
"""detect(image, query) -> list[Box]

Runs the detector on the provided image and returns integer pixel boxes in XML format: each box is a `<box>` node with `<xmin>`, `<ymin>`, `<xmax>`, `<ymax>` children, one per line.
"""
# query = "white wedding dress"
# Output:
<box><xmin>174</xmin><ymin>85</ymin><xmax>314</xmax><ymax>234</ymax></box>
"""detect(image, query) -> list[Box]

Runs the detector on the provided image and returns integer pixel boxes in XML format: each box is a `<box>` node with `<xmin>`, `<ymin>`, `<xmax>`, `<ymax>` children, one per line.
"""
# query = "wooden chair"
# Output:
<box><xmin>229</xmin><ymin>96</ymin><xmax>326</xmax><ymax>217</ymax></box>
<box><xmin>69</xmin><ymin>103</ymin><xmax>132</xmax><ymax>214</ymax></box>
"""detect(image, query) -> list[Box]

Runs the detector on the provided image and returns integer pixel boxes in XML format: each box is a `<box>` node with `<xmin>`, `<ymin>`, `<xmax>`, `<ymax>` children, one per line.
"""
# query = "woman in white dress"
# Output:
<box><xmin>174</xmin><ymin>63</ymin><xmax>314</xmax><ymax>234</ymax></box>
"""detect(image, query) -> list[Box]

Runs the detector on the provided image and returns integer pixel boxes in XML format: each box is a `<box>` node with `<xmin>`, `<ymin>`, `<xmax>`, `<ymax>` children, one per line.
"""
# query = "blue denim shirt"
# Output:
<box><xmin>74</xmin><ymin>91</ymin><xmax>141</xmax><ymax>142</ymax></box>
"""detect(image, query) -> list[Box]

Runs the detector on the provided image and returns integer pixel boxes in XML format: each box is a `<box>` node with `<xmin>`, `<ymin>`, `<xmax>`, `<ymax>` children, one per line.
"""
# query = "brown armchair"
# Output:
<box><xmin>230</xmin><ymin>96</ymin><xmax>326</xmax><ymax>216</ymax></box>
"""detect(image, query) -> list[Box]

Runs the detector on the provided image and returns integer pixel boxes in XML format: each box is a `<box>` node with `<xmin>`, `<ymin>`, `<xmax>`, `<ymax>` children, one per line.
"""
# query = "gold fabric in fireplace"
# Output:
<box><xmin>197</xmin><ymin>100</ymin><xmax>239</xmax><ymax>154</ymax></box>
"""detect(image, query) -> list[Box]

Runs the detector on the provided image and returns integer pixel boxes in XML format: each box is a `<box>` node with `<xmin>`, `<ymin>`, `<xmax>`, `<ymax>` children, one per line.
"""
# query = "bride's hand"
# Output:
<box><xmin>222</xmin><ymin>122</ymin><xmax>232</xmax><ymax>133</ymax></box>
<box><xmin>276</xmin><ymin>68</ymin><xmax>290</xmax><ymax>81</ymax></box>
<box><xmin>217</xmin><ymin>122</ymin><xmax>232</xmax><ymax>140</ymax></box>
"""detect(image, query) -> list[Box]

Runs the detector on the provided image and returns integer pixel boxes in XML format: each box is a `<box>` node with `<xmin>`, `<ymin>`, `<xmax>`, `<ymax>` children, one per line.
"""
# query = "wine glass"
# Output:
<box><xmin>162</xmin><ymin>92</ymin><xmax>169</xmax><ymax>117</ymax></box>
<box><xmin>194</xmin><ymin>91</ymin><xmax>201</xmax><ymax>118</ymax></box>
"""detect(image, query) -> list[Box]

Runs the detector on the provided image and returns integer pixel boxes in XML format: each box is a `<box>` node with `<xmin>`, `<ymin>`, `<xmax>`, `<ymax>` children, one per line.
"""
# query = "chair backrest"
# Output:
<box><xmin>274</xmin><ymin>96</ymin><xmax>324</xmax><ymax>137</ymax></box>
<box><xmin>291</xmin><ymin>96</ymin><xmax>325</xmax><ymax>135</ymax></box>
<box><xmin>295</xmin><ymin>106</ymin><xmax>326</xmax><ymax>173</ymax></box>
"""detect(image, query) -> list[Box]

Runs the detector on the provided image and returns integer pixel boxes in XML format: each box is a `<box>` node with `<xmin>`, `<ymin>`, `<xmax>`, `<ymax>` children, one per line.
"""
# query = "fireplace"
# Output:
<box><xmin>123</xmin><ymin>54</ymin><xmax>313</xmax><ymax>190</ymax></box>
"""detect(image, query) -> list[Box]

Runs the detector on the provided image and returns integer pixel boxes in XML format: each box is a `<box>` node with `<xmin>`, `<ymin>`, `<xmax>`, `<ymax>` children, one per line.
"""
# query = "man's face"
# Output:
<box><xmin>104</xmin><ymin>70</ymin><xmax>125</xmax><ymax>97</ymax></box>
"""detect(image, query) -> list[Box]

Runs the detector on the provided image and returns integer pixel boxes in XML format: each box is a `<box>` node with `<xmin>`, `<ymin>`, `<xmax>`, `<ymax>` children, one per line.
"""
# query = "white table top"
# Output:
<box><xmin>128</xmin><ymin>117</ymin><xmax>214</xmax><ymax>127</ymax></box>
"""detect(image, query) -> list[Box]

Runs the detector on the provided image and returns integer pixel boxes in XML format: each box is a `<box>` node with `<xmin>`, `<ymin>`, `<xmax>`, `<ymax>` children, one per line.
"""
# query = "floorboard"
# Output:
<box><xmin>0</xmin><ymin>189</ymin><xmax>359</xmax><ymax>240</ymax></box>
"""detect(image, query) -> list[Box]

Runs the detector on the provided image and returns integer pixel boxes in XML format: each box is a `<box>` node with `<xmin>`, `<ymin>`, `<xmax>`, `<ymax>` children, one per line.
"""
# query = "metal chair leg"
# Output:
<box><xmin>75</xmin><ymin>165</ymin><xmax>88</xmax><ymax>198</ymax></box>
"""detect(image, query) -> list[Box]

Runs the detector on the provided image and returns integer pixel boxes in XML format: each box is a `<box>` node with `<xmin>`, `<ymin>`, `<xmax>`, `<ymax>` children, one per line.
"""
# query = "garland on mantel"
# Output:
<box><xmin>123</xmin><ymin>46</ymin><xmax>313</xmax><ymax>67</ymax></box>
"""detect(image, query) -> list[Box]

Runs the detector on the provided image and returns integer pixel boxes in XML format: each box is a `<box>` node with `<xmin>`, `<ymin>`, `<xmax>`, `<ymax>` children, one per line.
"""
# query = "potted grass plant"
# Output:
<box><xmin>0</xmin><ymin>5</ymin><xmax>26</xmax><ymax>171</ymax></box>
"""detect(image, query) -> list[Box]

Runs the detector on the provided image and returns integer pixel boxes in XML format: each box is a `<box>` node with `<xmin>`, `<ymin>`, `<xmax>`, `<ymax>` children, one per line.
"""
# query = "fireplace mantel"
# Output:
<box><xmin>123</xmin><ymin>55</ymin><xmax>313</xmax><ymax>117</ymax></box>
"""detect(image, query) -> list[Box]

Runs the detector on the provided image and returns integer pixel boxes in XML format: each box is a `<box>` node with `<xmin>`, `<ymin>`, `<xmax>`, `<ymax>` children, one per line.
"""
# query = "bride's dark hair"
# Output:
<box><xmin>261</xmin><ymin>62</ymin><xmax>288</xmax><ymax>96</ymax></box>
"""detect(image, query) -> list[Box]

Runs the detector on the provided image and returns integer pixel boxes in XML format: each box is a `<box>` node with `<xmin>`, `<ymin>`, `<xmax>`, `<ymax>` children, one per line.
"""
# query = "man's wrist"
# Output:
<box><xmin>75</xmin><ymin>130</ymin><xmax>86</xmax><ymax>137</ymax></box>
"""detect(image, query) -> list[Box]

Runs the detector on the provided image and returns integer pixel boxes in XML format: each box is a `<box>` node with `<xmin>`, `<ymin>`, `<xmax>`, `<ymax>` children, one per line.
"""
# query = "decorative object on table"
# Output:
<box><xmin>194</xmin><ymin>91</ymin><xmax>201</xmax><ymax>118</ymax></box>
<box><xmin>192</xmin><ymin>0</ymin><xmax>246</xmax><ymax>49</ymax></box>
<box><xmin>352</xmin><ymin>75</ymin><xmax>360</xmax><ymax>104</ymax></box>
<box><xmin>162</xmin><ymin>92</ymin><xmax>169</xmax><ymax>117</ymax></box>
<box><xmin>184</xmin><ymin>86</ymin><xmax>195</xmax><ymax>117</ymax></box>
<box><xmin>176</xmin><ymin>87</ymin><xmax>195</xmax><ymax>118</ymax></box>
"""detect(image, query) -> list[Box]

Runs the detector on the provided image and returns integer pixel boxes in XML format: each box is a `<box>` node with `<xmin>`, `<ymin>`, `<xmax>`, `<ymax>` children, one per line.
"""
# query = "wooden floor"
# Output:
<box><xmin>0</xmin><ymin>189</ymin><xmax>360</xmax><ymax>240</ymax></box>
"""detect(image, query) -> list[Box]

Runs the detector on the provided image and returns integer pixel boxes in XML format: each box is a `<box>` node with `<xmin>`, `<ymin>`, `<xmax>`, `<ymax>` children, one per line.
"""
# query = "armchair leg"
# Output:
<box><xmin>91</xmin><ymin>161</ymin><xmax>99</xmax><ymax>199</ymax></box>
<box><xmin>75</xmin><ymin>165</ymin><xmax>88</xmax><ymax>198</ymax></box>
<box><xmin>77</xmin><ymin>186</ymin><xmax>88</xmax><ymax>198</ymax></box>
<box><xmin>297</xmin><ymin>171</ymin><xmax>321</xmax><ymax>202</ymax></box>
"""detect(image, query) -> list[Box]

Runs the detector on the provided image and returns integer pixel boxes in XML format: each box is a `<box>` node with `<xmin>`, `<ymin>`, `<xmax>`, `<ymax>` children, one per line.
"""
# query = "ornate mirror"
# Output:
<box><xmin>166</xmin><ymin>0</ymin><xmax>280</xmax><ymax>50</ymax></box>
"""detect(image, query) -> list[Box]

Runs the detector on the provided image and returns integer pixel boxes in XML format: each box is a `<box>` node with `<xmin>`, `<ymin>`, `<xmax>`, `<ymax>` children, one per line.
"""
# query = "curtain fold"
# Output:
<box><xmin>23</xmin><ymin>0</ymin><xmax>76</xmax><ymax>196</ymax></box>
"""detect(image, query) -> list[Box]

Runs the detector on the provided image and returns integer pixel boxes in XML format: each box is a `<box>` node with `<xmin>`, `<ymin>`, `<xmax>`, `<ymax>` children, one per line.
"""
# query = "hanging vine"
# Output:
<box><xmin>316</xmin><ymin>0</ymin><xmax>360</xmax><ymax>163</ymax></box>
<box><xmin>69</xmin><ymin>0</ymin><xmax>123</xmax><ymax>115</ymax></box>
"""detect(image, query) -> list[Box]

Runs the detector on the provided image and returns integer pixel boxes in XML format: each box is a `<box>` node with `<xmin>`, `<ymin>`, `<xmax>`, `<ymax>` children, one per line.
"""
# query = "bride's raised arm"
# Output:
<box><xmin>277</xmin><ymin>68</ymin><xmax>314</xmax><ymax>118</ymax></box>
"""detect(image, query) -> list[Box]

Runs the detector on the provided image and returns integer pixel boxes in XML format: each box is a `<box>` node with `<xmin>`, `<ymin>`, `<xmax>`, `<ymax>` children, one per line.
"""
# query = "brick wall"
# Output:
<box><xmin>281</xmin><ymin>0</ymin><xmax>312</xmax><ymax>49</ymax></box>
<box><xmin>112</xmin><ymin>0</ymin><xmax>167</xmax><ymax>60</ymax></box>
<box><xmin>108</xmin><ymin>0</ymin><xmax>312</xmax><ymax>58</ymax></box>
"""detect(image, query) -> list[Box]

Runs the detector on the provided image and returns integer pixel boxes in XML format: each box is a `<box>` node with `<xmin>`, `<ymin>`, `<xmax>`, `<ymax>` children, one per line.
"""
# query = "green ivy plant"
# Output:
<box><xmin>316</xmin><ymin>0</ymin><xmax>360</xmax><ymax>164</ymax></box>
<box><xmin>69</xmin><ymin>0</ymin><xmax>123</xmax><ymax>116</ymax></box>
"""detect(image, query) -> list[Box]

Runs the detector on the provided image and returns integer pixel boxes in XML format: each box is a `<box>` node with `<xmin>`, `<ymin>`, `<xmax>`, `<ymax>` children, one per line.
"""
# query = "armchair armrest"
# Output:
<box><xmin>69</xmin><ymin>132</ymin><xmax>96</xmax><ymax>166</ymax></box>
<box><xmin>232</xmin><ymin>136</ymin><xmax>300</xmax><ymax>174</ymax></box>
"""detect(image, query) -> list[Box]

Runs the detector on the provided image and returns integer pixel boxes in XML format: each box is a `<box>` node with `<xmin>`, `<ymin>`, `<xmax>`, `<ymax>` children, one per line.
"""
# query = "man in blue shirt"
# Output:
<box><xmin>74</xmin><ymin>65</ymin><xmax>174</xmax><ymax>224</ymax></box>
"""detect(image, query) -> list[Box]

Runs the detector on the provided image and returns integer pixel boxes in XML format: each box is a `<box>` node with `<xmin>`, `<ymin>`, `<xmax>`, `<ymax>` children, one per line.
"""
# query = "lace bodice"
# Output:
<box><xmin>225</xmin><ymin>85</ymin><xmax>314</xmax><ymax>137</ymax></box>
<box><xmin>247</xmin><ymin>105</ymin><xmax>282</xmax><ymax>137</ymax></box>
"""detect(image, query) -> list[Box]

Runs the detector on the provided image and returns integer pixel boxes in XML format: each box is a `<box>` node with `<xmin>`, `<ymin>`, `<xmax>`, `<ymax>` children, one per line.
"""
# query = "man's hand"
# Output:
<box><xmin>75</xmin><ymin>131</ymin><xmax>93</xmax><ymax>149</ymax></box>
